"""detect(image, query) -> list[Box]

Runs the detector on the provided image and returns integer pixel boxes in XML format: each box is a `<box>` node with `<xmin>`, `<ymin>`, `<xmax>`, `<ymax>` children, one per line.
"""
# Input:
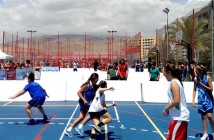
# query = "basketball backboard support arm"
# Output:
<box><xmin>175</xmin><ymin>31</ymin><xmax>192</xmax><ymax>63</ymax></box>
<box><xmin>181</xmin><ymin>40</ymin><xmax>192</xmax><ymax>64</ymax></box>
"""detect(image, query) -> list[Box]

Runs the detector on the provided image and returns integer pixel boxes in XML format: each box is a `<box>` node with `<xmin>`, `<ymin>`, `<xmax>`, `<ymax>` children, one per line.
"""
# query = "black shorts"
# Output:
<box><xmin>89</xmin><ymin>110</ymin><xmax>107</xmax><ymax>119</ymax></box>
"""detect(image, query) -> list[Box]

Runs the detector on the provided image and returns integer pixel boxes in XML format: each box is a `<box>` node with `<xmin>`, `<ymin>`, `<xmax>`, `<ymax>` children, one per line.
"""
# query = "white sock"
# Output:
<box><xmin>78</xmin><ymin>124</ymin><xmax>83</xmax><ymax>129</ymax></box>
<box><xmin>67</xmin><ymin>127</ymin><xmax>72</xmax><ymax>131</ymax></box>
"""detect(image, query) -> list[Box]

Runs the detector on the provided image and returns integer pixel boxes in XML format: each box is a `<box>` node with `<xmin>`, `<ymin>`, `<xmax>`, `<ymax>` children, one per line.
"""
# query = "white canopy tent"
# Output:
<box><xmin>0</xmin><ymin>50</ymin><xmax>13</xmax><ymax>60</ymax></box>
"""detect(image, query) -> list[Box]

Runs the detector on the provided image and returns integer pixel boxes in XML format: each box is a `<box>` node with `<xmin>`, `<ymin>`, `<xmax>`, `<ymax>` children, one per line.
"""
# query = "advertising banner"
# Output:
<box><xmin>42</xmin><ymin>67</ymin><xmax>60</xmax><ymax>72</ymax></box>
<box><xmin>6</xmin><ymin>69</ymin><xmax>16</xmax><ymax>80</ymax></box>
<box><xmin>16</xmin><ymin>69</ymin><xmax>27</xmax><ymax>80</ymax></box>
<box><xmin>27</xmin><ymin>67</ymin><xmax>33</xmax><ymax>74</ymax></box>
<box><xmin>0</xmin><ymin>70</ymin><xmax>6</xmax><ymax>80</ymax></box>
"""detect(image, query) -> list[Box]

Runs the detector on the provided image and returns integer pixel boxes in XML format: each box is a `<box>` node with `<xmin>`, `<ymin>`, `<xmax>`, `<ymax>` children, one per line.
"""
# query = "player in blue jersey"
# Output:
<box><xmin>193</xmin><ymin>64</ymin><xmax>214</xmax><ymax>140</ymax></box>
<box><xmin>65</xmin><ymin>73</ymin><xmax>102</xmax><ymax>137</ymax></box>
<box><xmin>9</xmin><ymin>72</ymin><xmax>49</xmax><ymax>125</ymax></box>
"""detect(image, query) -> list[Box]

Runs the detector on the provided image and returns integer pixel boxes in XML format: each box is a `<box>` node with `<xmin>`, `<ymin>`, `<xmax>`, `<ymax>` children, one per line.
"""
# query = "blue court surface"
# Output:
<box><xmin>0</xmin><ymin>101</ymin><xmax>212</xmax><ymax>140</ymax></box>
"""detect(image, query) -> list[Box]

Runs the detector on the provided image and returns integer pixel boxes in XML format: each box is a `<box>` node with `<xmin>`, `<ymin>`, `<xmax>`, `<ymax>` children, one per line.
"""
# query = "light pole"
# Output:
<box><xmin>27</xmin><ymin>30</ymin><xmax>37</xmax><ymax>61</ymax></box>
<box><xmin>108</xmin><ymin>30</ymin><xmax>117</xmax><ymax>60</ymax></box>
<box><xmin>107</xmin><ymin>37</ymin><xmax>110</xmax><ymax>61</ymax></box>
<box><xmin>212</xmin><ymin>0</ymin><xmax>214</xmax><ymax>79</ymax></box>
<box><xmin>163</xmin><ymin>8</ymin><xmax>169</xmax><ymax>61</ymax></box>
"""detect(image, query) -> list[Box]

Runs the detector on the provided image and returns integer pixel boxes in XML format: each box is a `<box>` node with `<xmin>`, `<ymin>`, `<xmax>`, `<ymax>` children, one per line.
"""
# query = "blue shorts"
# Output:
<box><xmin>79</xmin><ymin>100</ymin><xmax>89</xmax><ymax>112</ymax></box>
<box><xmin>89</xmin><ymin>109</ymin><xmax>107</xmax><ymax>119</ymax></box>
<box><xmin>28</xmin><ymin>97</ymin><xmax>45</xmax><ymax>107</ymax></box>
<box><xmin>198</xmin><ymin>107</ymin><xmax>213</xmax><ymax>116</ymax></box>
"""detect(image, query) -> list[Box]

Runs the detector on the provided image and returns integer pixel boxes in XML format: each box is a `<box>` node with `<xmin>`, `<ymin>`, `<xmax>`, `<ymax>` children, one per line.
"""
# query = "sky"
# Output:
<box><xmin>0</xmin><ymin>0</ymin><xmax>211</xmax><ymax>38</ymax></box>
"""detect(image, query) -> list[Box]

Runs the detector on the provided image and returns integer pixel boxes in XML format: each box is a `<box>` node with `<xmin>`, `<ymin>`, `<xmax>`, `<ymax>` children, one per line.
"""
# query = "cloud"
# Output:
<box><xmin>0</xmin><ymin>0</ymin><xmax>211</xmax><ymax>38</ymax></box>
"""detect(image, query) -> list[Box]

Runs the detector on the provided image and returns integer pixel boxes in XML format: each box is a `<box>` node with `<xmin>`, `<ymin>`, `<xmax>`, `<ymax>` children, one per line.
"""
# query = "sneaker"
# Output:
<box><xmin>65</xmin><ymin>130</ymin><xmax>73</xmax><ymax>137</ymax></box>
<box><xmin>42</xmin><ymin>115</ymin><xmax>49</xmax><ymax>123</ymax></box>
<box><xmin>75</xmin><ymin>127</ymin><xmax>85</xmax><ymax>136</ymax></box>
<box><xmin>27</xmin><ymin>119</ymin><xmax>36</xmax><ymax>125</ymax></box>
<box><xmin>93</xmin><ymin>125</ymin><xmax>102</xmax><ymax>134</ymax></box>
<box><xmin>201</xmin><ymin>133</ymin><xmax>208</xmax><ymax>140</ymax></box>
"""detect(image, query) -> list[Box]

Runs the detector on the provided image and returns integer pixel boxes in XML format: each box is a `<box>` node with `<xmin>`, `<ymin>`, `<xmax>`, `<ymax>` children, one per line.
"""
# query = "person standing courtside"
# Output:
<box><xmin>117</xmin><ymin>58</ymin><xmax>128</xmax><ymax>80</ymax></box>
<box><xmin>162</xmin><ymin>63</ymin><xmax>190</xmax><ymax>140</ymax></box>
<box><xmin>192</xmin><ymin>64</ymin><xmax>214</xmax><ymax>140</ymax></box>
<box><xmin>135</xmin><ymin>60</ymin><xmax>141</xmax><ymax>72</ymax></box>
<box><xmin>73</xmin><ymin>60</ymin><xmax>79</xmax><ymax>72</ymax></box>
<box><xmin>149</xmin><ymin>62</ymin><xmax>160</xmax><ymax>81</ymax></box>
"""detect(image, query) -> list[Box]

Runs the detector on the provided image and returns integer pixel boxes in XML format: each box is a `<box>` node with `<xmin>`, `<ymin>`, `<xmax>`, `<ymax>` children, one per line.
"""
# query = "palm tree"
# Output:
<box><xmin>169</xmin><ymin>17</ymin><xmax>210</xmax><ymax>65</ymax></box>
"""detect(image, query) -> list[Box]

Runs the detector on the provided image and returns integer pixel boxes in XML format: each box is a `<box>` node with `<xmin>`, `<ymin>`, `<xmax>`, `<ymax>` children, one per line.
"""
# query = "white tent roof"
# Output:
<box><xmin>0</xmin><ymin>50</ymin><xmax>13</xmax><ymax>60</ymax></box>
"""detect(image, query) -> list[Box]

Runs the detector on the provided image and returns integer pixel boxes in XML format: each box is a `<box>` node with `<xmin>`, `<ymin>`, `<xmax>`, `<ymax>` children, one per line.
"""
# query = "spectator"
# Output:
<box><xmin>113</xmin><ymin>60</ymin><xmax>118</xmax><ymax>70</ymax></box>
<box><xmin>117</xmin><ymin>58</ymin><xmax>128</xmax><ymax>80</ymax></box>
<box><xmin>93</xmin><ymin>60</ymin><xmax>99</xmax><ymax>72</ymax></box>
<box><xmin>52</xmin><ymin>61</ymin><xmax>56</xmax><ymax>67</ymax></box>
<box><xmin>147</xmin><ymin>60</ymin><xmax>152</xmax><ymax>72</ymax></box>
<box><xmin>149</xmin><ymin>62</ymin><xmax>160</xmax><ymax>81</ymax></box>
<box><xmin>140</xmin><ymin>61</ymin><xmax>144</xmax><ymax>72</ymax></box>
<box><xmin>124</xmin><ymin>58</ymin><xmax>129</xmax><ymax>79</ymax></box>
<box><xmin>106</xmin><ymin>61</ymin><xmax>112</xmax><ymax>71</ymax></box>
<box><xmin>135</xmin><ymin>60</ymin><xmax>141</xmax><ymax>72</ymax></box>
<box><xmin>73</xmin><ymin>61</ymin><xmax>79</xmax><ymax>72</ymax></box>
<box><xmin>107</xmin><ymin>65</ymin><xmax>118</xmax><ymax>80</ymax></box>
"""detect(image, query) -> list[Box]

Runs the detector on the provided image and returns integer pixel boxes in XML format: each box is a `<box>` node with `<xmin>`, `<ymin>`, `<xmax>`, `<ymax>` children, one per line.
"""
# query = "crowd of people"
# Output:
<box><xmin>0</xmin><ymin>60</ymin><xmax>34</xmax><ymax>70</ymax></box>
<box><xmin>0</xmin><ymin>58</ymin><xmax>201</xmax><ymax>83</ymax></box>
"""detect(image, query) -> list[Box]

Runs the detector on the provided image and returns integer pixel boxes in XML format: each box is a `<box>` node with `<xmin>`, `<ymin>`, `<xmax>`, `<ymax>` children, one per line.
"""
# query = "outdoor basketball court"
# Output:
<box><xmin>0</xmin><ymin>101</ymin><xmax>209</xmax><ymax>140</ymax></box>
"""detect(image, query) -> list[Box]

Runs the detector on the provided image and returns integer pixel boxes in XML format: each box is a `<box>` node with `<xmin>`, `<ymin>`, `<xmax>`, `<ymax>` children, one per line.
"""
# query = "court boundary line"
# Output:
<box><xmin>59</xmin><ymin>103</ymin><xmax>79</xmax><ymax>140</ymax></box>
<box><xmin>113</xmin><ymin>101</ymin><xmax>120</xmax><ymax>120</ymax></box>
<box><xmin>135</xmin><ymin>101</ymin><xmax>166</xmax><ymax>140</ymax></box>
<box><xmin>0</xmin><ymin>118</ymin><xmax>119</xmax><ymax>120</ymax></box>
<box><xmin>34</xmin><ymin>114</ymin><xmax>57</xmax><ymax>140</ymax></box>
<box><xmin>2</xmin><ymin>105</ymin><xmax>77</xmax><ymax>106</ymax></box>
<box><xmin>113</xmin><ymin>101</ymin><xmax>126</xmax><ymax>139</ymax></box>
<box><xmin>0</xmin><ymin>117</ymin><xmax>77</xmax><ymax>120</ymax></box>
<box><xmin>104</xmin><ymin>124</ymin><xmax>108</xmax><ymax>140</ymax></box>
<box><xmin>3</xmin><ymin>101</ymin><xmax>12</xmax><ymax>106</ymax></box>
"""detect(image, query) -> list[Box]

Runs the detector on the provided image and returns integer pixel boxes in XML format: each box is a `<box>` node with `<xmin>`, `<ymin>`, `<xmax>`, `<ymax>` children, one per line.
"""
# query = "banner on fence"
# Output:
<box><xmin>0</xmin><ymin>70</ymin><xmax>6</xmax><ymax>80</ymax></box>
<box><xmin>16</xmin><ymin>69</ymin><xmax>27</xmax><ymax>80</ymax></box>
<box><xmin>6</xmin><ymin>69</ymin><xmax>16</xmax><ymax>80</ymax></box>
<box><xmin>41</xmin><ymin>67</ymin><xmax>60</xmax><ymax>72</ymax></box>
<box><xmin>27</xmin><ymin>67</ymin><xmax>33</xmax><ymax>74</ymax></box>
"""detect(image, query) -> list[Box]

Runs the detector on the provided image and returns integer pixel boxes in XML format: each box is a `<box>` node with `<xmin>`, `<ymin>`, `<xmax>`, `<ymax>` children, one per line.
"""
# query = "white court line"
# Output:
<box><xmin>59</xmin><ymin>103</ymin><xmax>79</xmax><ymax>140</ymax></box>
<box><xmin>188</xmin><ymin>136</ymin><xmax>196</xmax><ymax>138</ymax></box>
<box><xmin>113</xmin><ymin>101</ymin><xmax>120</xmax><ymax>120</ymax></box>
<box><xmin>3</xmin><ymin>101</ymin><xmax>13</xmax><ymax>106</ymax></box>
<box><xmin>0</xmin><ymin>118</ymin><xmax>77</xmax><ymax>120</ymax></box>
<box><xmin>139</xmin><ymin>103</ymin><xmax>199</xmax><ymax>107</ymax></box>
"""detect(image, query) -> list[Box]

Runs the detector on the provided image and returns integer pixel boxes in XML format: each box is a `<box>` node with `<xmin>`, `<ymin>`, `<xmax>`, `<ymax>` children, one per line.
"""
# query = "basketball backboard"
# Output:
<box><xmin>176</xmin><ymin>31</ymin><xmax>183</xmax><ymax>42</ymax></box>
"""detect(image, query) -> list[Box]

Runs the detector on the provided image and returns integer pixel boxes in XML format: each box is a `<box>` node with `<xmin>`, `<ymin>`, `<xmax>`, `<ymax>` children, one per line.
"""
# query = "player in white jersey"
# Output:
<box><xmin>88</xmin><ymin>81</ymin><xmax>116</xmax><ymax>140</ymax></box>
<box><xmin>162</xmin><ymin>63</ymin><xmax>190</xmax><ymax>140</ymax></box>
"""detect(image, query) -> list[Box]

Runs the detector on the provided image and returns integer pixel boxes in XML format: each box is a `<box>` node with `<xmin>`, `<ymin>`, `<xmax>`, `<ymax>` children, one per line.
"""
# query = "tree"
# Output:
<box><xmin>169</xmin><ymin>17</ymin><xmax>210</xmax><ymax>65</ymax></box>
